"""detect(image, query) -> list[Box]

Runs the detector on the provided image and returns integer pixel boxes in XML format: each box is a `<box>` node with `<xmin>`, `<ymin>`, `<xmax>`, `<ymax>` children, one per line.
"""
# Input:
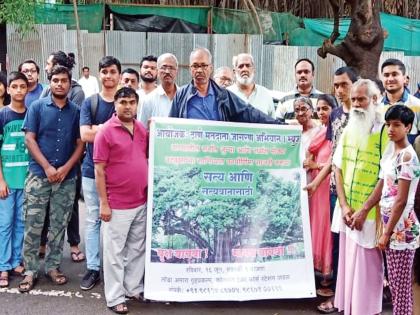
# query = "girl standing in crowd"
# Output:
<box><xmin>363</xmin><ymin>105</ymin><xmax>419</xmax><ymax>315</ymax></box>
<box><xmin>303</xmin><ymin>94</ymin><xmax>337</xmax><ymax>296</ymax></box>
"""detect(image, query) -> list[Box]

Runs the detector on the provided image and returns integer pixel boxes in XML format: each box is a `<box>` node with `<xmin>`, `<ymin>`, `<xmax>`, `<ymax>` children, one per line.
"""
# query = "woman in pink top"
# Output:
<box><xmin>303</xmin><ymin>94</ymin><xmax>337</xmax><ymax>292</ymax></box>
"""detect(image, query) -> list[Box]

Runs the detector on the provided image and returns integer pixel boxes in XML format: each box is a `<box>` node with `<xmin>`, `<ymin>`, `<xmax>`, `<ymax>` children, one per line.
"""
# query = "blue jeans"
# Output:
<box><xmin>0</xmin><ymin>189</ymin><xmax>24</xmax><ymax>271</ymax></box>
<box><xmin>82</xmin><ymin>177</ymin><xmax>101</xmax><ymax>271</ymax></box>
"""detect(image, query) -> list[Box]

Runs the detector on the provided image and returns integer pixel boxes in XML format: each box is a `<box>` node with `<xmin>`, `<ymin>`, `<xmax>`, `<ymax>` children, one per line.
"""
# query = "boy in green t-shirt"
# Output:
<box><xmin>0</xmin><ymin>72</ymin><xmax>29</xmax><ymax>287</ymax></box>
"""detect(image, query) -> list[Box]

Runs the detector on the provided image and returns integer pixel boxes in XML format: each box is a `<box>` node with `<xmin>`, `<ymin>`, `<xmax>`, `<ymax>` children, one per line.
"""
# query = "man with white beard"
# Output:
<box><xmin>228</xmin><ymin>53</ymin><xmax>275</xmax><ymax>118</ymax></box>
<box><xmin>332</xmin><ymin>79</ymin><xmax>388</xmax><ymax>315</ymax></box>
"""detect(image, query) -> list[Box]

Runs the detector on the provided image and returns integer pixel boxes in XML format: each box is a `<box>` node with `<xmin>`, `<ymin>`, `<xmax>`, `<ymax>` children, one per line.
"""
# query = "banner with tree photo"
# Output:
<box><xmin>144</xmin><ymin>117</ymin><xmax>316</xmax><ymax>301</ymax></box>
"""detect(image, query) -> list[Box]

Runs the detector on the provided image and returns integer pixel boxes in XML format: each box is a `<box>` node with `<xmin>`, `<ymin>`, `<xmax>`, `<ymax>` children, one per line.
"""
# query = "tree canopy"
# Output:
<box><xmin>152</xmin><ymin>166</ymin><xmax>304</xmax><ymax>263</ymax></box>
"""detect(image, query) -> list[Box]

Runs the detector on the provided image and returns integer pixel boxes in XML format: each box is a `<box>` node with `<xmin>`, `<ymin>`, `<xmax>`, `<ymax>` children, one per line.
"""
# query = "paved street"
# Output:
<box><xmin>0</xmin><ymin>201</ymin><xmax>413</xmax><ymax>314</ymax></box>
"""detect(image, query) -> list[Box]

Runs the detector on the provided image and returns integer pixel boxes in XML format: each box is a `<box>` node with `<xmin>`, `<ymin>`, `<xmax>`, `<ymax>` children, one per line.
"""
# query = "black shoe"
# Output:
<box><xmin>80</xmin><ymin>269</ymin><xmax>100</xmax><ymax>290</ymax></box>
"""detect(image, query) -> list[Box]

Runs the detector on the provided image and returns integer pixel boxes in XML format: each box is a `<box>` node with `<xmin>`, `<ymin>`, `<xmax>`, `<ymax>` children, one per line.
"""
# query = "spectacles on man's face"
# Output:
<box><xmin>215</xmin><ymin>76</ymin><xmax>233</xmax><ymax>85</ymax></box>
<box><xmin>190</xmin><ymin>64</ymin><xmax>210</xmax><ymax>70</ymax></box>
<box><xmin>22</xmin><ymin>69</ymin><xmax>37</xmax><ymax>74</ymax></box>
<box><xmin>159</xmin><ymin>65</ymin><xmax>176</xmax><ymax>72</ymax></box>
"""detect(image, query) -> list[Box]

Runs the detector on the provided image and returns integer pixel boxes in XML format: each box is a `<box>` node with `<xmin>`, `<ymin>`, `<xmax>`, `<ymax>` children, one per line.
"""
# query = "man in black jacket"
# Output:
<box><xmin>169</xmin><ymin>48</ymin><xmax>283</xmax><ymax>125</ymax></box>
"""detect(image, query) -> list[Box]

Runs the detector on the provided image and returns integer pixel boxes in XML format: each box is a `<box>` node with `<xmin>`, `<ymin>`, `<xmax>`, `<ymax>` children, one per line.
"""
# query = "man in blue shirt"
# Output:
<box><xmin>170</xmin><ymin>48</ymin><xmax>282</xmax><ymax>124</ymax></box>
<box><xmin>18</xmin><ymin>60</ymin><xmax>44</xmax><ymax>108</ymax></box>
<box><xmin>18</xmin><ymin>65</ymin><xmax>84</xmax><ymax>293</ymax></box>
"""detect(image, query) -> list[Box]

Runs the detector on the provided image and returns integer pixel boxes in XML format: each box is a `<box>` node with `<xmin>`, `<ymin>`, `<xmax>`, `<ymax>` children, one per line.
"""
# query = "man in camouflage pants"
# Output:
<box><xmin>19</xmin><ymin>65</ymin><xmax>84</xmax><ymax>292</ymax></box>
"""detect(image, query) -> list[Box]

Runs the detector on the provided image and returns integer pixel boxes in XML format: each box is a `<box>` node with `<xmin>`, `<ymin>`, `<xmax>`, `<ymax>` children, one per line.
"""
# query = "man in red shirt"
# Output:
<box><xmin>93</xmin><ymin>87</ymin><xmax>148</xmax><ymax>314</ymax></box>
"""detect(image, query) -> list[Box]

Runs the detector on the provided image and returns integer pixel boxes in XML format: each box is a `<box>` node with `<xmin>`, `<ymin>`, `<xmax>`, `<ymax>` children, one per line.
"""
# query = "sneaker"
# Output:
<box><xmin>80</xmin><ymin>269</ymin><xmax>100</xmax><ymax>290</ymax></box>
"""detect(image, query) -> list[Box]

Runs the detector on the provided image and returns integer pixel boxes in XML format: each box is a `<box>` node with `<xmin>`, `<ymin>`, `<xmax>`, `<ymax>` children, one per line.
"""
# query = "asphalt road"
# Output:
<box><xmin>0</xmin><ymin>201</ymin><xmax>413</xmax><ymax>315</ymax></box>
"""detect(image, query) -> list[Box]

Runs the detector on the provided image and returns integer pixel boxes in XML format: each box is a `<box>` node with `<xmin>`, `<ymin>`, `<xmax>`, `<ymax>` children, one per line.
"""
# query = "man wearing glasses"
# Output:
<box><xmin>169</xmin><ymin>48</ymin><xmax>282</xmax><ymax>124</ymax></box>
<box><xmin>213</xmin><ymin>66</ymin><xmax>234</xmax><ymax>89</ymax></box>
<box><xmin>18</xmin><ymin>59</ymin><xmax>45</xmax><ymax>108</ymax></box>
<box><xmin>139</xmin><ymin>53</ymin><xmax>178</xmax><ymax>129</ymax></box>
<box><xmin>228</xmin><ymin>53</ymin><xmax>275</xmax><ymax>118</ymax></box>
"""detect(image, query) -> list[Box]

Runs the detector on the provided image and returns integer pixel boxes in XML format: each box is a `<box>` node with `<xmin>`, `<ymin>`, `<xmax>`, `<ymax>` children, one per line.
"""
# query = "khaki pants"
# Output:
<box><xmin>103</xmin><ymin>203</ymin><xmax>147</xmax><ymax>307</ymax></box>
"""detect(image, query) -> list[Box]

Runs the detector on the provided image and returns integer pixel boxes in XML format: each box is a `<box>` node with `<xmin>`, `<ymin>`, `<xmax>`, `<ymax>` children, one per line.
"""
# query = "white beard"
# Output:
<box><xmin>347</xmin><ymin>104</ymin><xmax>378</xmax><ymax>145</ymax></box>
<box><xmin>236</xmin><ymin>72</ymin><xmax>255</xmax><ymax>86</ymax></box>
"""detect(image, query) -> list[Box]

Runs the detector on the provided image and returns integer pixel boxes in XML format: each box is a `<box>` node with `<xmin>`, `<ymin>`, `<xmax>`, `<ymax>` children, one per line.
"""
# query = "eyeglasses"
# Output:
<box><xmin>294</xmin><ymin>106</ymin><xmax>311</xmax><ymax>114</ymax></box>
<box><xmin>190</xmin><ymin>64</ymin><xmax>210</xmax><ymax>70</ymax></box>
<box><xmin>215</xmin><ymin>76</ymin><xmax>233</xmax><ymax>85</ymax></box>
<box><xmin>159</xmin><ymin>65</ymin><xmax>176</xmax><ymax>72</ymax></box>
<box><xmin>22</xmin><ymin>69</ymin><xmax>37</xmax><ymax>74</ymax></box>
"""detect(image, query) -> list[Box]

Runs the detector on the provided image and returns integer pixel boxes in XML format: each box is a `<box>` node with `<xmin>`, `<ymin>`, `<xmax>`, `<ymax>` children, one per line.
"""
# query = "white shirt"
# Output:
<box><xmin>228</xmin><ymin>84</ymin><xmax>275</xmax><ymax>118</ymax></box>
<box><xmin>138</xmin><ymin>85</ymin><xmax>176</xmax><ymax>129</ymax></box>
<box><xmin>275</xmin><ymin>87</ymin><xmax>323</xmax><ymax>119</ymax></box>
<box><xmin>78</xmin><ymin>76</ymin><xmax>99</xmax><ymax>98</ymax></box>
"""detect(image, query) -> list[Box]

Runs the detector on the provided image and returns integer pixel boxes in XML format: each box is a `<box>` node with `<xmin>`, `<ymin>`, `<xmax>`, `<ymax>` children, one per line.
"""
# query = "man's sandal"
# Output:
<box><xmin>0</xmin><ymin>271</ymin><xmax>9</xmax><ymax>288</ymax></box>
<box><xmin>70</xmin><ymin>250</ymin><xmax>85</xmax><ymax>263</ymax></box>
<box><xmin>18</xmin><ymin>275</ymin><xmax>36</xmax><ymax>293</ymax></box>
<box><xmin>109</xmin><ymin>302</ymin><xmax>129</xmax><ymax>314</ymax></box>
<box><xmin>45</xmin><ymin>269</ymin><xmax>68</xmax><ymax>285</ymax></box>
<box><xmin>317</xmin><ymin>300</ymin><xmax>338</xmax><ymax>314</ymax></box>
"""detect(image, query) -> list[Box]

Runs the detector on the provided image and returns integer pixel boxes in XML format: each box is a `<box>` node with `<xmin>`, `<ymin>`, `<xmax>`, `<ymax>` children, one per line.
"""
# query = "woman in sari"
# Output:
<box><xmin>303</xmin><ymin>94</ymin><xmax>337</xmax><ymax>295</ymax></box>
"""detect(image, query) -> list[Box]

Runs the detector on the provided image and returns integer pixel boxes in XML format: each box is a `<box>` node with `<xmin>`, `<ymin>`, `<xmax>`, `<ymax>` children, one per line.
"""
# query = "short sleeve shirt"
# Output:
<box><xmin>0</xmin><ymin>107</ymin><xmax>29</xmax><ymax>189</ymax></box>
<box><xmin>139</xmin><ymin>85</ymin><xmax>175</xmax><ymax>129</ymax></box>
<box><xmin>24</xmin><ymin>83</ymin><xmax>44</xmax><ymax>108</ymax></box>
<box><xmin>80</xmin><ymin>94</ymin><xmax>115</xmax><ymax>178</ymax></box>
<box><xmin>93</xmin><ymin>115</ymin><xmax>149</xmax><ymax>209</ymax></box>
<box><xmin>379</xmin><ymin>144</ymin><xmax>420</xmax><ymax>250</ymax></box>
<box><xmin>22</xmin><ymin>96</ymin><xmax>80</xmax><ymax>179</ymax></box>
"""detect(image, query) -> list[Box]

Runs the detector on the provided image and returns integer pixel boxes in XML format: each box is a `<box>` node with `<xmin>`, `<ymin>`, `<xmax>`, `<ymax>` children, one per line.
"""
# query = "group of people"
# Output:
<box><xmin>0</xmin><ymin>46</ymin><xmax>419</xmax><ymax>315</ymax></box>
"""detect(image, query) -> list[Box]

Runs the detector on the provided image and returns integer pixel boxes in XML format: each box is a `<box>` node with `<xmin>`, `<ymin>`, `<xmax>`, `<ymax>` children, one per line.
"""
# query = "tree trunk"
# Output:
<box><xmin>318</xmin><ymin>0</ymin><xmax>384</xmax><ymax>80</ymax></box>
<box><xmin>72</xmin><ymin>0</ymin><xmax>84</xmax><ymax>77</ymax></box>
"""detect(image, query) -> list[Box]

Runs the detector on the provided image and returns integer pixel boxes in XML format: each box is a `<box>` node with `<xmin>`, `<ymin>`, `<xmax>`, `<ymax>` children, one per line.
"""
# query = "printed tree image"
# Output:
<box><xmin>252</xmin><ymin>170</ymin><xmax>303</xmax><ymax>247</ymax></box>
<box><xmin>152</xmin><ymin>167</ymin><xmax>304</xmax><ymax>263</ymax></box>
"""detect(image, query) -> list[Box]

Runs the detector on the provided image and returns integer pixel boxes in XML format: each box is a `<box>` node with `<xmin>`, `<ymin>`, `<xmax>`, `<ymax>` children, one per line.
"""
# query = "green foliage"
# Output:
<box><xmin>0</xmin><ymin>0</ymin><xmax>37</xmax><ymax>34</ymax></box>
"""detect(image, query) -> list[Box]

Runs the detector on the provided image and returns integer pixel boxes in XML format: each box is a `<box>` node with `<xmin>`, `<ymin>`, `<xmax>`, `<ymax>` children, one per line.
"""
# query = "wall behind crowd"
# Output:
<box><xmin>6</xmin><ymin>24</ymin><xmax>420</xmax><ymax>94</ymax></box>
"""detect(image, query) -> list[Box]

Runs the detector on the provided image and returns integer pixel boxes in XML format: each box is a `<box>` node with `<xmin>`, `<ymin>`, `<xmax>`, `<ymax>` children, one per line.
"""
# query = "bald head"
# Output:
<box><xmin>190</xmin><ymin>48</ymin><xmax>212</xmax><ymax>65</ymax></box>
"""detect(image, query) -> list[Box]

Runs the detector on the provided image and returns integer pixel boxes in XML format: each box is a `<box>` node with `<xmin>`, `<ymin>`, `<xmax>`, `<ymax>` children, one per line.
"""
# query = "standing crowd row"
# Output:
<box><xmin>0</xmin><ymin>47</ymin><xmax>419</xmax><ymax>315</ymax></box>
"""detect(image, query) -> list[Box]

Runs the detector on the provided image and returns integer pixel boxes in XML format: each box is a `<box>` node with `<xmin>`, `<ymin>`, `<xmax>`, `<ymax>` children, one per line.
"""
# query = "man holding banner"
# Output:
<box><xmin>169</xmin><ymin>47</ymin><xmax>284</xmax><ymax>125</ymax></box>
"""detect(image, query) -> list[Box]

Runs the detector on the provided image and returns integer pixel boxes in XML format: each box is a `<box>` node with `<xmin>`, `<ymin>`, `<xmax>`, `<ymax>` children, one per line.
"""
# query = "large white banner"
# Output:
<box><xmin>144</xmin><ymin>117</ymin><xmax>315</xmax><ymax>301</ymax></box>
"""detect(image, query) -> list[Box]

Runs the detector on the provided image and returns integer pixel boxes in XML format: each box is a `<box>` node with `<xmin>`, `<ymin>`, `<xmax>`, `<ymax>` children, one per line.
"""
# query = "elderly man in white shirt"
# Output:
<box><xmin>227</xmin><ymin>53</ymin><xmax>275</xmax><ymax>118</ymax></box>
<box><xmin>139</xmin><ymin>53</ymin><xmax>178</xmax><ymax>129</ymax></box>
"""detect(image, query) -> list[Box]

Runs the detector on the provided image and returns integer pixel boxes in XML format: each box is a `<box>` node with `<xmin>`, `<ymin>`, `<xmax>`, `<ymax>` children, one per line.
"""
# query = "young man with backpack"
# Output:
<box><xmin>79</xmin><ymin>56</ymin><xmax>121</xmax><ymax>290</ymax></box>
